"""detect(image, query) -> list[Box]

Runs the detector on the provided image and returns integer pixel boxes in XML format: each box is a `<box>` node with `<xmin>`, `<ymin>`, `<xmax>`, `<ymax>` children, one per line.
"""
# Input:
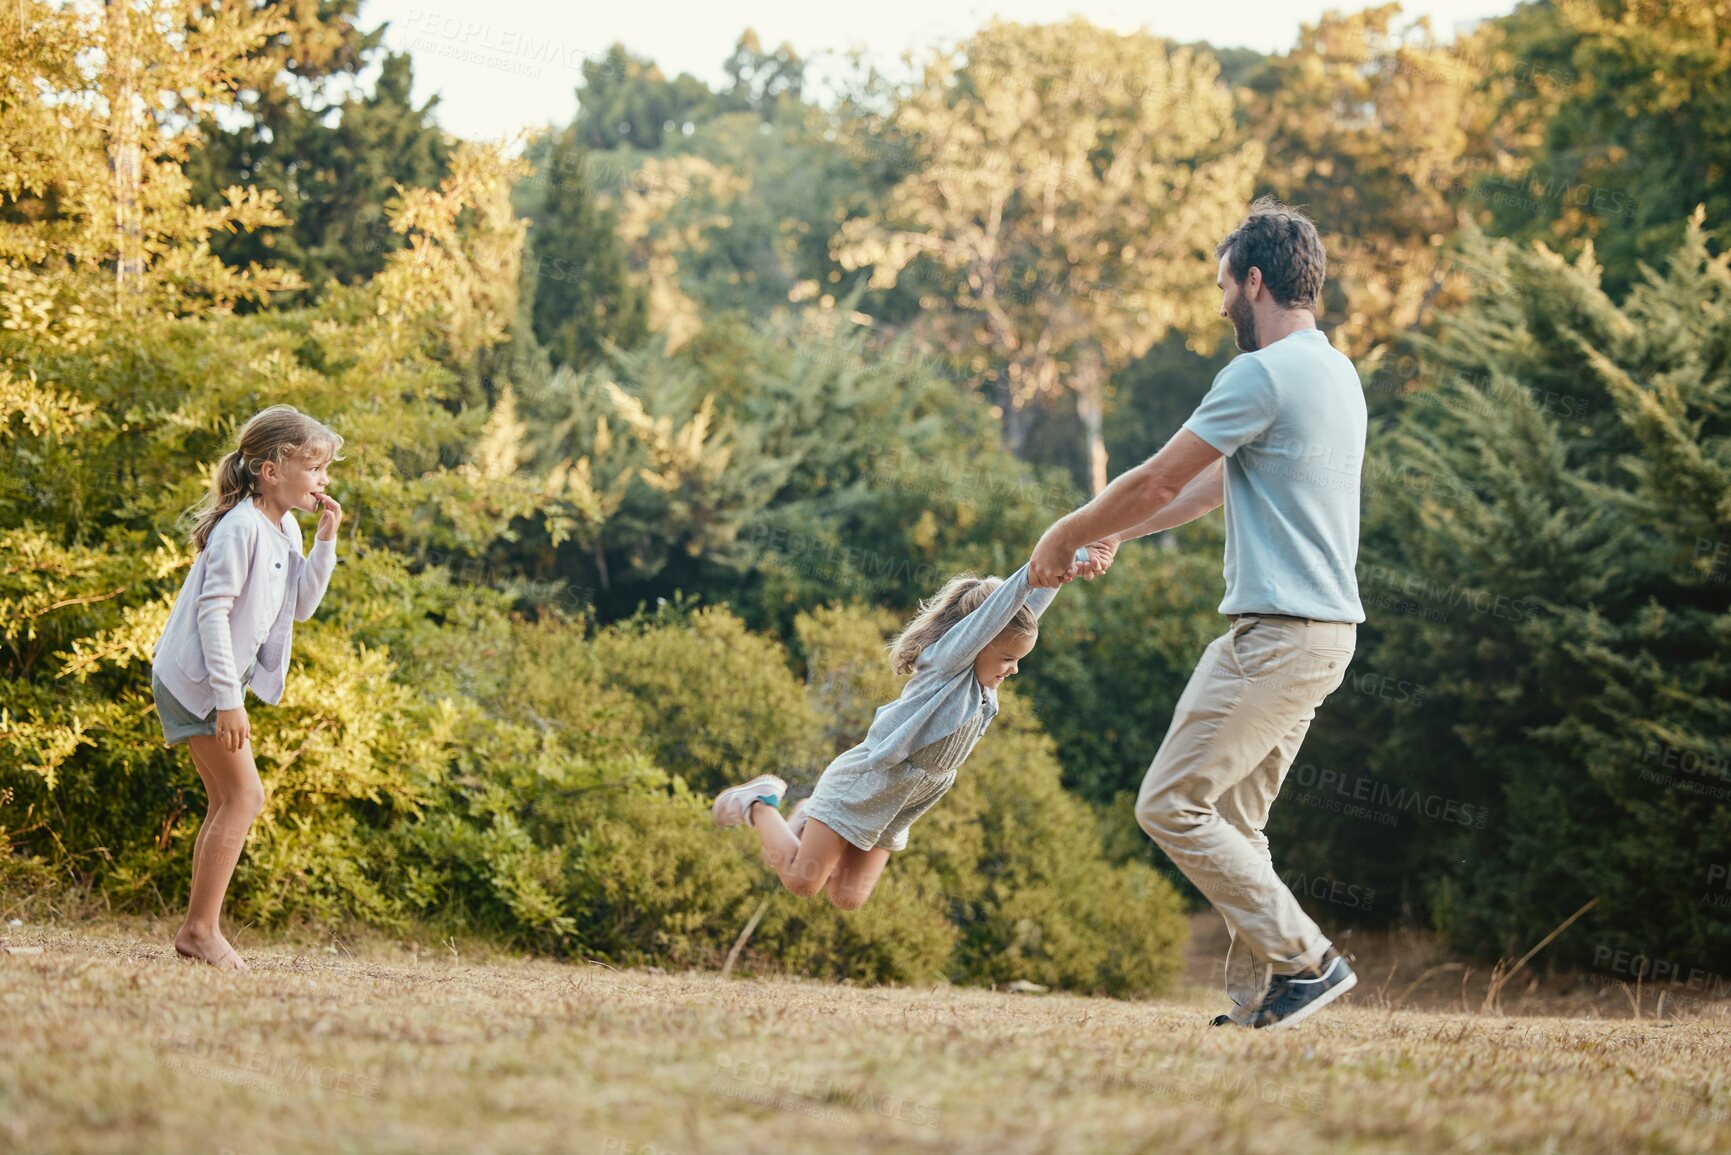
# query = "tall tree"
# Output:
<box><xmin>832</xmin><ymin>18</ymin><xmax>1261</xmax><ymax>493</ymax></box>
<box><xmin>550</xmin><ymin>37</ymin><xmax>907</xmax><ymax>359</ymax></box>
<box><xmin>605</xmin><ymin>153</ymin><xmax>751</xmax><ymax>353</ymax></box>
<box><xmin>184</xmin><ymin>4</ymin><xmax>451</xmax><ymax>292</ymax></box>
<box><xmin>594</xmin><ymin>108</ymin><xmax>894</xmax><ymax>345</ymax></box>
<box><xmin>374</xmin><ymin>142</ymin><xmax>533</xmax><ymax>375</ymax></box>
<box><xmin>1238</xmin><ymin>4</ymin><xmax>1498</xmax><ymax>359</ymax></box>
<box><xmin>518</xmin><ymin>125</ymin><xmax>648</xmax><ymax>373</ymax></box>
<box><xmin>574</xmin><ymin>44</ymin><xmax>717</xmax><ymax>152</ymax></box>
<box><xmin>718</xmin><ymin>29</ymin><xmax>806</xmax><ymax>120</ymax></box>
<box><xmin>1477</xmin><ymin>0</ymin><xmax>1731</xmax><ymax>297</ymax></box>
<box><xmin>1</xmin><ymin>0</ymin><xmax>303</xmax><ymax>347</ymax></box>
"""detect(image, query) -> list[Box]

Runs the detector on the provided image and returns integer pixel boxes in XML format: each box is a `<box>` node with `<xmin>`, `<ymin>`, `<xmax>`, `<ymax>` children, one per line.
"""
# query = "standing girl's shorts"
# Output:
<box><xmin>152</xmin><ymin>662</ymin><xmax>255</xmax><ymax>746</ymax></box>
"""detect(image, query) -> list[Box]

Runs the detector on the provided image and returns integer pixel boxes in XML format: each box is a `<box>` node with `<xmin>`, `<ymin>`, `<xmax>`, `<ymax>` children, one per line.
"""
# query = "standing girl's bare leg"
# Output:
<box><xmin>184</xmin><ymin>742</ymin><xmax>223</xmax><ymax>898</ymax></box>
<box><xmin>173</xmin><ymin>735</ymin><xmax>265</xmax><ymax>969</ymax></box>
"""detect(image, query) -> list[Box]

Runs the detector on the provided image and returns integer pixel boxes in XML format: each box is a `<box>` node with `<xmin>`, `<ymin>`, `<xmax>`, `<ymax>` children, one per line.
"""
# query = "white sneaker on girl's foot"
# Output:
<box><xmin>786</xmin><ymin>799</ymin><xmax>808</xmax><ymax>838</ymax></box>
<box><xmin>712</xmin><ymin>774</ymin><xmax>787</xmax><ymax>828</ymax></box>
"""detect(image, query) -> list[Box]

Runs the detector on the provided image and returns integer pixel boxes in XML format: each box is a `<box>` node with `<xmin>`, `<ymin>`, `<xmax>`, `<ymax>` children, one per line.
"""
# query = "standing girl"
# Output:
<box><xmin>150</xmin><ymin>405</ymin><xmax>344</xmax><ymax>968</ymax></box>
<box><xmin>711</xmin><ymin>549</ymin><xmax>1093</xmax><ymax>910</ymax></box>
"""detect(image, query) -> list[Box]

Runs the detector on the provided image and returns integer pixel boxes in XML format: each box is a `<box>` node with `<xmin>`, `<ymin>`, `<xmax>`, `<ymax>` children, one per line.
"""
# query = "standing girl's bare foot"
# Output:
<box><xmin>174</xmin><ymin>925</ymin><xmax>248</xmax><ymax>970</ymax></box>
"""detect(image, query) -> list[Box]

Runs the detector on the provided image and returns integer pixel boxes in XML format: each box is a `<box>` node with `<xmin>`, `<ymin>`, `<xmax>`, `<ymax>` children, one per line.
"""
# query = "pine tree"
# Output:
<box><xmin>573</xmin><ymin>44</ymin><xmax>718</xmax><ymax>152</ymax></box>
<box><xmin>186</xmin><ymin>38</ymin><xmax>453</xmax><ymax>294</ymax></box>
<box><xmin>1287</xmin><ymin>216</ymin><xmax>1731</xmax><ymax>969</ymax></box>
<box><xmin>718</xmin><ymin>29</ymin><xmax>806</xmax><ymax>121</ymax></box>
<box><xmin>520</xmin><ymin>126</ymin><xmax>648</xmax><ymax>373</ymax></box>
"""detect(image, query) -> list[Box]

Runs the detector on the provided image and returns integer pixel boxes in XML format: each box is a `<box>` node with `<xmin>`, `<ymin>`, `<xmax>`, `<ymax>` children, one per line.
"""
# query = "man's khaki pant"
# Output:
<box><xmin>1136</xmin><ymin>615</ymin><xmax>1355</xmax><ymax>1019</ymax></box>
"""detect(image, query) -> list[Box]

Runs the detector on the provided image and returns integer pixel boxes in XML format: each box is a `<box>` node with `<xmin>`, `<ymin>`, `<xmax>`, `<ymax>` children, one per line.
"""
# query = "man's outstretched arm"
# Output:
<box><xmin>1111</xmin><ymin>457</ymin><xmax>1224</xmax><ymax>542</ymax></box>
<box><xmin>1030</xmin><ymin>429</ymin><xmax>1224</xmax><ymax>586</ymax></box>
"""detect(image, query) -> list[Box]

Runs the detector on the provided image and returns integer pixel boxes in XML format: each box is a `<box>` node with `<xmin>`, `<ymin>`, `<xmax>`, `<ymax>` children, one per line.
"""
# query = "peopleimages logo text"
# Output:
<box><xmin>1289</xmin><ymin>762</ymin><xmax>1491</xmax><ymax>828</ymax></box>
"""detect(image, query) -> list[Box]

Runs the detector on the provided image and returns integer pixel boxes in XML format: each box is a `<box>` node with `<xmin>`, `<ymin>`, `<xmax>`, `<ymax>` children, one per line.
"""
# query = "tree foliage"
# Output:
<box><xmin>833</xmin><ymin>18</ymin><xmax>1262</xmax><ymax>491</ymax></box>
<box><xmin>1239</xmin><ymin>4</ymin><xmax>1497</xmax><ymax>357</ymax></box>
<box><xmin>1283</xmin><ymin>216</ymin><xmax>1731</xmax><ymax>967</ymax></box>
<box><xmin>1477</xmin><ymin>0</ymin><xmax>1731</xmax><ymax>296</ymax></box>
<box><xmin>186</xmin><ymin>49</ymin><xmax>452</xmax><ymax>293</ymax></box>
<box><xmin>516</xmin><ymin>126</ymin><xmax>648</xmax><ymax>373</ymax></box>
<box><xmin>1</xmin><ymin>0</ymin><xmax>305</xmax><ymax>346</ymax></box>
<box><xmin>7</xmin><ymin>0</ymin><xmax>1731</xmax><ymax>982</ymax></box>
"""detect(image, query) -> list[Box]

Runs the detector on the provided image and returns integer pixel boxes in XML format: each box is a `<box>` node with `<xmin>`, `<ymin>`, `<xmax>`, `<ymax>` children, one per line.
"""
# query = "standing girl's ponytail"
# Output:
<box><xmin>185</xmin><ymin>405</ymin><xmax>344</xmax><ymax>551</ymax></box>
<box><xmin>187</xmin><ymin>449</ymin><xmax>256</xmax><ymax>551</ymax></box>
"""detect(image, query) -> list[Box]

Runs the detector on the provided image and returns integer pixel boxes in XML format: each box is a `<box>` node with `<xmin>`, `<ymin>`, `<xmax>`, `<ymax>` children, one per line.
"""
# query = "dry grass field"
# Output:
<box><xmin>2</xmin><ymin>916</ymin><xmax>1728</xmax><ymax>1155</ymax></box>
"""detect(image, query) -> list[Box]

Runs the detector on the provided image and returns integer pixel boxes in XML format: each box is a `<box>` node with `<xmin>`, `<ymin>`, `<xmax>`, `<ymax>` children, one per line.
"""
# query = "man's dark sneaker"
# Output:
<box><xmin>1246</xmin><ymin>948</ymin><xmax>1357</xmax><ymax>1030</ymax></box>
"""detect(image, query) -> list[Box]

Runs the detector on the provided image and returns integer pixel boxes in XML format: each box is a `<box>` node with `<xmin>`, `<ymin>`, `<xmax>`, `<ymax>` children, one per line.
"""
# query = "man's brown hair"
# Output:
<box><xmin>1214</xmin><ymin>196</ymin><xmax>1327</xmax><ymax>312</ymax></box>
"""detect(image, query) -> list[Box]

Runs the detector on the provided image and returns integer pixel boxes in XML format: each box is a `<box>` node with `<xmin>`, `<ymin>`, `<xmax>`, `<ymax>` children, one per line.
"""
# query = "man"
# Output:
<box><xmin>1031</xmin><ymin>198</ymin><xmax>1367</xmax><ymax>1030</ymax></box>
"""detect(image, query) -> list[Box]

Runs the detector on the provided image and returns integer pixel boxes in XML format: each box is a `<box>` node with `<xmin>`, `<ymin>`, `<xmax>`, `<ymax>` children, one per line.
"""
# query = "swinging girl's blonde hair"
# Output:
<box><xmin>186</xmin><ymin>405</ymin><xmax>344</xmax><ymax>551</ymax></box>
<box><xmin>888</xmin><ymin>573</ymin><xmax>1039</xmax><ymax>677</ymax></box>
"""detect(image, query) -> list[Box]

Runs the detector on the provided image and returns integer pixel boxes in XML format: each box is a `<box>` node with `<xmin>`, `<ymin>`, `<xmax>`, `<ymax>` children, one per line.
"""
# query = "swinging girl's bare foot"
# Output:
<box><xmin>174</xmin><ymin>925</ymin><xmax>248</xmax><ymax>970</ymax></box>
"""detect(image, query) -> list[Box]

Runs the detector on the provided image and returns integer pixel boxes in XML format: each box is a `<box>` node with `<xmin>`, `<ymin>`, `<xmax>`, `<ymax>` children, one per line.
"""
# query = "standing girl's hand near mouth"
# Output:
<box><xmin>149</xmin><ymin>404</ymin><xmax>345</xmax><ymax>968</ymax></box>
<box><xmin>313</xmin><ymin>490</ymin><xmax>343</xmax><ymax>541</ymax></box>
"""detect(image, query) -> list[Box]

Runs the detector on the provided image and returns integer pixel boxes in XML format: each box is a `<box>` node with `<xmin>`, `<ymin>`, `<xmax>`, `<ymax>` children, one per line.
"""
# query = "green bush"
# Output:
<box><xmin>793</xmin><ymin>603</ymin><xmax>905</xmax><ymax>765</ymax></box>
<box><xmin>748</xmin><ymin>854</ymin><xmax>960</xmax><ymax>986</ymax></box>
<box><xmin>577</xmin><ymin>603</ymin><xmax>825</xmax><ymax>796</ymax></box>
<box><xmin>946</xmin><ymin>706</ymin><xmax>1189</xmax><ymax>997</ymax></box>
<box><xmin>555</xmin><ymin>779</ymin><xmax>761</xmax><ymax>965</ymax></box>
<box><xmin>1</xmin><ymin>261</ymin><xmax>1187</xmax><ymax>996</ymax></box>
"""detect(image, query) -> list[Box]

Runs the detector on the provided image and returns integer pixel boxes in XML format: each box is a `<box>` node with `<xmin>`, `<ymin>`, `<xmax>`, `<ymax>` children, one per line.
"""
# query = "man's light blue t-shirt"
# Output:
<box><xmin>1182</xmin><ymin>328</ymin><xmax>1367</xmax><ymax>623</ymax></box>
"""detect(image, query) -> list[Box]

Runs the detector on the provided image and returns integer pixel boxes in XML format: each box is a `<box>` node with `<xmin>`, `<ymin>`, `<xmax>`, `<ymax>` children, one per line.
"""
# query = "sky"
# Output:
<box><xmin>361</xmin><ymin>0</ymin><xmax>1518</xmax><ymax>144</ymax></box>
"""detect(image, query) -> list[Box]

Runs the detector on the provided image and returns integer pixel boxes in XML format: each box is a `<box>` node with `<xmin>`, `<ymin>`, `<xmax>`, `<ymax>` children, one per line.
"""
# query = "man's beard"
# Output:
<box><xmin>1228</xmin><ymin>292</ymin><xmax>1259</xmax><ymax>351</ymax></box>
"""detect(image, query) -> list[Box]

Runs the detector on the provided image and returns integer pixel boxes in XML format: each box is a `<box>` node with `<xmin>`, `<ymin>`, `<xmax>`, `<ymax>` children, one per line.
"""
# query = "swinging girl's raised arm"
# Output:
<box><xmin>916</xmin><ymin>562</ymin><xmax>1059</xmax><ymax>680</ymax></box>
